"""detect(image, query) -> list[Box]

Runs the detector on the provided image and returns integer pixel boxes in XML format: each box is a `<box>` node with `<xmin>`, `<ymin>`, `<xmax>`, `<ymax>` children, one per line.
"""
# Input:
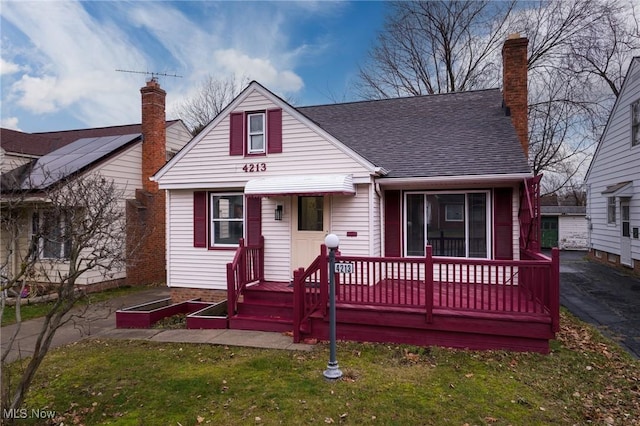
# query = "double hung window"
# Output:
<box><xmin>247</xmin><ymin>113</ymin><xmax>265</xmax><ymax>154</ymax></box>
<box><xmin>33</xmin><ymin>210</ymin><xmax>71</xmax><ymax>259</ymax></box>
<box><xmin>607</xmin><ymin>197</ymin><xmax>616</xmax><ymax>224</ymax></box>
<box><xmin>210</xmin><ymin>193</ymin><xmax>244</xmax><ymax>246</ymax></box>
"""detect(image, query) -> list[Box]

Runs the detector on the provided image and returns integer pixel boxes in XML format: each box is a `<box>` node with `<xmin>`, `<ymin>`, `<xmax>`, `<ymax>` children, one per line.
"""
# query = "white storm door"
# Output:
<box><xmin>620</xmin><ymin>199</ymin><xmax>632</xmax><ymax>266</ymax></box>
<box><xmin>292</xmin><ymin>196</ymin><xmax>329</xmax><ymax>271</ymax></box>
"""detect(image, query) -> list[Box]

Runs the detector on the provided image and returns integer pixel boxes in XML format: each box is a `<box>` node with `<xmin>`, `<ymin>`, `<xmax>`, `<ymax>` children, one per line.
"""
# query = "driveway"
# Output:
<box><xmin>559</xmin><ymin>250</ymin><xmax>640</xmax><ymax>358</ymax></box>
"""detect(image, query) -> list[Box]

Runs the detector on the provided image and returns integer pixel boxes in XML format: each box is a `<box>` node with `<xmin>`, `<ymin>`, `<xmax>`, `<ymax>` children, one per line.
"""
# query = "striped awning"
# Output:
<box><xmin>244</xmin><ymin>174</ymin><xmax>356</xmax><ymax>197</ymax></box>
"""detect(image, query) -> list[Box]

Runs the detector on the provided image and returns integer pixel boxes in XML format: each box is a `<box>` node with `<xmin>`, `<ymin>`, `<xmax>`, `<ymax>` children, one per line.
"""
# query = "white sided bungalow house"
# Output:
<box><xmin>585</xmin><ymin>57</ymin><xmax>640</xmax><ymax>274</ymax></box>
<box><xmin>0</xmin><ymin>79</ymin><xmax>191</xmax><ymax>291</ymax></box>
<box><xmin>153</xmin><ymin>36</ymin><xmax>560</xmax><ymax>353</ymax></box>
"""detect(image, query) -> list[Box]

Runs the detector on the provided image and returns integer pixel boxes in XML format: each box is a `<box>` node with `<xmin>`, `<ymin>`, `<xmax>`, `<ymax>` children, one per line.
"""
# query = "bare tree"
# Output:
<box><xmin>355</xmin><ymin>1</ymin><xmax>516</xmax><ymax>98</ymax></box>
<box><xmin>355</xmin><ymin>0</ymin><xmax>640</xmax><ymax>193</ymax></box>
<box><xmin>173</xmin><ymin>74</ymin><xmax>249</xmax><ymax>135</ymax></box>
<box><xmin>1</xmin><ymin>171</ymin><xmax>128</xmax><ymax>416</ymax></box>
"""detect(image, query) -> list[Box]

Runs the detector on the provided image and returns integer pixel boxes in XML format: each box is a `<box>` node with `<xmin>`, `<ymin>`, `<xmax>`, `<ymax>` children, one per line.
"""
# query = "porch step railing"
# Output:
<box><xmin>292</xmin><ymin>245</ymin><xmax>328</xmax><ymax>343</ymax></box>
<box><xmin>226</xmin><ymin>237</ymin><xmax>264</xmax><ymax>315</ymax></box>
<box><xmin>292</xmin><ymin>245</ymin><xmax>560</xmax><ymax>342</ymax></box>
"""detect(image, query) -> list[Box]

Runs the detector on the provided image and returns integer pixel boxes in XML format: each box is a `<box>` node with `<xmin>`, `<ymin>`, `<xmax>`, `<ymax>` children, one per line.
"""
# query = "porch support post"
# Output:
<box><xmin>319</xmin><ymin>244</ymin><xmax>329</xmax><ymax>316</ymax></box>
<box><xmin>323</xmin><ymin>234</ymin><xmax>342</xmax><ymax>380</ymax></box>
<box><xmin>425</xmin><ymin>245</ymin><xmax>434</xmax><ymax>323</ymax></box>
<box><xmin>293</xmin><ymin>268</ymin><xmax>304</xmax><ymax>343</ymax></box>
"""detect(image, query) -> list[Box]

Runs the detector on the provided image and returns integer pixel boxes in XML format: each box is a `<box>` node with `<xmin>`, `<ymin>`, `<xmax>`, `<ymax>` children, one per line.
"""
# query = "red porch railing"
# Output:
<box><xmin>226</xmin><ymin>237</ymin><xmax>264</xmax><ymax>315</ymax></box>
<box><xmin>292</xmin><ymin>245</ymin><xmax>328</xmax><ymax>342</ymax></box>
<box><xmin>292</xmin><ymin>245</ymin><xmax>560</xmax><ymax>341</ymax></box>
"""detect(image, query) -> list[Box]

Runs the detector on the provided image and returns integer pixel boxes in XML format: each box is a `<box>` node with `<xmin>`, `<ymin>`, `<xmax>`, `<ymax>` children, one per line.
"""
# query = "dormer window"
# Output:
<box><xmin>248</xmin><ymin>113</ymin><xmax>266</xmax><ymax>154</ymax></box>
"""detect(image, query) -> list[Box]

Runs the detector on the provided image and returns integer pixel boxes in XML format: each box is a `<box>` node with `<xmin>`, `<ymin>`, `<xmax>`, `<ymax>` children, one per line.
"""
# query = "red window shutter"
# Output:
<box><xmin>245</xmin><ymin>196</ymin><xmax>262</xmax><ymax>246</ymax></box>
<box><xmin>193</xmin><ymin>191</ymin><xmax>207</xmax><ymax>248</ymax></box>
<box><xmin>229</xmin><ymin>112</ymin><xmax>244</xmax><ymax>156</ymax></box>
<box><xmin>267</xmin><ymin>108</ymin><xmax>282</xmax><ymax>154</ymax></box>
<box><xmin>384</xmin><ymin>190</ymin><xmax>401</xmax><ymax>257</ymax></box>
<box><xmin>494</xmin><ymin>188</ymin><xmax>513</xmax><ymax>260</ymax></box>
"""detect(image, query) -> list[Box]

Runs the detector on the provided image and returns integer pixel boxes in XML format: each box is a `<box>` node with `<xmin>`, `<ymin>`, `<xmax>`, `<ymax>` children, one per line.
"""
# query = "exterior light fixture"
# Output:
<box><xmin>275</xmin><ymin>204</ymin><xmax>283</xmax><ymax>221</ymax></box>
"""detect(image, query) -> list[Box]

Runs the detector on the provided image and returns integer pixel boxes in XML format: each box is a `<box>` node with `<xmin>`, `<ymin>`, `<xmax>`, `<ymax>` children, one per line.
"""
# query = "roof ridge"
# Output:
<box><xmin>298</xmin><ymin>87</ymin><xmax>501</xmax><ymax>109</ymax></box>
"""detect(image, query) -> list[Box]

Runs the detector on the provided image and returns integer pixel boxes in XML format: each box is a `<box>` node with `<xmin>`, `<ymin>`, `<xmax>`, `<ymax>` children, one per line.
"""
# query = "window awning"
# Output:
<box><xmin>244</xmin><ymin>174</ymin><xmax>356</xmax><ymax>197</ymax></box>
<box><xmin>602</xmin><ymin>181</ymin><xmax>633</xmax><ymax>197</ymax></box>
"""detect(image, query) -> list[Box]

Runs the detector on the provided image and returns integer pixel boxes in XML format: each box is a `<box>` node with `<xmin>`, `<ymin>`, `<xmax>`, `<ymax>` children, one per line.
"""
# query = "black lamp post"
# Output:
<box><xmin>323</xmin><ymin>233</ymin><xmax>342</xmax><ymax>380</ymax></box>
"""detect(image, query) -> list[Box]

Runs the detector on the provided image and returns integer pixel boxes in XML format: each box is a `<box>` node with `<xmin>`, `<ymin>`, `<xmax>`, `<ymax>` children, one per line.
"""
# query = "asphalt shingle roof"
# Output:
<box><xmin>298</xmin><ymin>89</ymin><xmax>530</xmax><ymax>179</ymax></box>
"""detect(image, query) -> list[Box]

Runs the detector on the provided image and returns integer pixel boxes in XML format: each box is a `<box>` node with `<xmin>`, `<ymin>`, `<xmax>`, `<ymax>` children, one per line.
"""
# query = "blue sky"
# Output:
<box><xmin>0</xmin><ymin>1</ymin><xmax>388</xmax><ymax>133</ymax></box>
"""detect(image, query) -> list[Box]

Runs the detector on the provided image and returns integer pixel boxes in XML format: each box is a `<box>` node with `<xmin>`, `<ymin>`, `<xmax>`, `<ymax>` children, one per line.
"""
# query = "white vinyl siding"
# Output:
<box><xmin>586</xmin><ymin>58</ymin><xmax>640</xmax><ymax>261</ymax></box>
<box><xmin>167</xmin><ymin>190</ymin><xmax>235</xmax><ymax>290</ymax></box>
<box><xmin>331</xmin><ymin>185</ymin><xmax>372</xmax><ymax>257</ymax></box>
<box><xmin>157</xmin><ymin>90</ymin><xmax>372</xmax><ymax>187</ymax></box>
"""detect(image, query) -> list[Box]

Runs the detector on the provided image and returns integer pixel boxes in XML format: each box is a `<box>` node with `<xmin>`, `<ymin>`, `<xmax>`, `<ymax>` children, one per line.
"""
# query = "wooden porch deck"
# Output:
<box><xmin>235</xmin><ymin>278</ymin><xmax>553</xmax><ymax>353</ymax></box>
<box><xmin>227</xmin><ymin>242</ymin><xmax>559</xmax><ymax>353</ymax></box>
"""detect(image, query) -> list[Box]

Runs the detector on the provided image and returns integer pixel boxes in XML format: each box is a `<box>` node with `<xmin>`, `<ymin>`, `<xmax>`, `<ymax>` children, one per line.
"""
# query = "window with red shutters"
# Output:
<box><xmin>193</xmin><ymin>191</ymin><xmax>207</xmax><ymax>247</ymax></box>
<box><xmin>384</xmin><ymin>190</ymin><xmax>402</xmax><ymax>257</ymax></box>
<box><xmin>229</xmin><ymin>109</ymin><xmax>282</xmax><ymax>156</ymax></box>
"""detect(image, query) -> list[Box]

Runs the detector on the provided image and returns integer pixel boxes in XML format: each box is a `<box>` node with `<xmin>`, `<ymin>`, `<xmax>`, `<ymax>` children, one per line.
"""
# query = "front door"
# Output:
<box><xmin>292</xmin><ymin>196</ymin><xmax>329</xmax><ymax>271</ymax></box>
<box><xmin>620</xmin><ymin>199</ymin><xmax>632</xmax><ymax>266</ymax></box>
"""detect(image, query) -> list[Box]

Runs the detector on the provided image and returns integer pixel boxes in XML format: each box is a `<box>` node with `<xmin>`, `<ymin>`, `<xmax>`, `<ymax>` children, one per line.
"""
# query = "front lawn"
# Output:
<box><xmin>1</xmin><ymin>285</ymin><xmax>151</xmax><ymax>327</ymax></box>
<box><xmin>7</xmin><ymin>311</ymin><xmax>639</xmax><ymax>425</ymax></box>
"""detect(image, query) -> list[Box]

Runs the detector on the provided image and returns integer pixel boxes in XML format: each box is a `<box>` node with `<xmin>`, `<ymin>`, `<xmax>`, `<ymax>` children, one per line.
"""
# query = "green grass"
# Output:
<box><xmin>6</xmin><ymin>311</ymin><xmax>639</xmax><ymax>425</ymax></box>
<box><xmin>1</xmin><ymin>285</ymin><xmax>150</xmax><ymax>326</ymax></box>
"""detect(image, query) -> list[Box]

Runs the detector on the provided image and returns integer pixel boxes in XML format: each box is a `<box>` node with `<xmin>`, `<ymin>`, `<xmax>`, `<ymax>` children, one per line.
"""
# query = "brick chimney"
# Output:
<box><xmin>502</xmin><ymin>34</ymin><xmax>529</xmax><ymax>158</ymax></box>
<box><xmin>127</xmin><ymin>78</ymin><xmax>167</xmax><ymax>286</ymax></box>
<box><xmin>140</xmin><ymin>78</ymin><xmax>166</xmax><ymax>192</ymax></box>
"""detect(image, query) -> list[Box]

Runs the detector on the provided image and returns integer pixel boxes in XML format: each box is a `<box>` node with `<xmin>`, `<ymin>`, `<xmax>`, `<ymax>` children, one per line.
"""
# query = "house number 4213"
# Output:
<box><xmin>242</xmin><ymin>163</ymin><xmax>267</xmax><ymax>173</ymax></box>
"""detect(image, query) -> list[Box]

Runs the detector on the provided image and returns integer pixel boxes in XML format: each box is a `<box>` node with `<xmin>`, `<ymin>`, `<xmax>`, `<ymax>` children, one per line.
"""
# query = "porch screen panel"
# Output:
<box><xmin>468</xmin><ymin>193</ymin><xmax>487</xmax><ymax>258</ymax></box>
<box><xmin>427</xmin><ymin>194</ymin><xmax>465</xmax><ymax>257</ymax></box>
<box><xmin>406</xmin><ymin>194</ymin><xmax>425</xmax><ymax>256</ymax></box>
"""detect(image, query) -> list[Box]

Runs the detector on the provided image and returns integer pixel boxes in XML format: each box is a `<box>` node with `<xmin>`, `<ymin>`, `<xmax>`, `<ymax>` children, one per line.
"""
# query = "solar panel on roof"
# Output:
<box><xmin>22</xmin><ymin>133</ymin><xmax>141</xmax><ymax>189</ymax></box>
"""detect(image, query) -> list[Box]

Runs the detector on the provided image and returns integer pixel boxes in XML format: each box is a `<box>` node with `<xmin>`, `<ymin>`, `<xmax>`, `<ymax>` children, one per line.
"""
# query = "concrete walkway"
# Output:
<box><xmin>559</xmin><ymin>250</ymin><xmax>640</xmax><ymax>359</ymax></box>
<box><xmin>1</xmin><ymin>287</ymin><xmax>312</xmax><ymax>363</ymax></box>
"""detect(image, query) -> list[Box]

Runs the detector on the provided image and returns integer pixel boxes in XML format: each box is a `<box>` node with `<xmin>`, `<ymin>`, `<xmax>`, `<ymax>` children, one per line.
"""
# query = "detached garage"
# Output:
<box><xmin>541</xmin><ymin>206</ymin><xmax>587</xmax><ymax>250</ymax></box>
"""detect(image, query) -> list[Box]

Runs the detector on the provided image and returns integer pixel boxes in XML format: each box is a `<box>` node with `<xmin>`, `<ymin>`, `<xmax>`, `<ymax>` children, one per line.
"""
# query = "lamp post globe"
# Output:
<box><xmin>325</xmin><ymin>233</ymin><xmax>339</xmax><ymax>249</ymax></box>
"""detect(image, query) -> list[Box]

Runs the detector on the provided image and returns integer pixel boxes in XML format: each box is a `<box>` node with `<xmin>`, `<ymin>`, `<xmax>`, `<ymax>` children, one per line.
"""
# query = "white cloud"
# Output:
<box><xmin>214</xmin><ymin>49</ymin><xmax>304</xmax><ymax>93</ymax></box>
<box><xmin>0</xmin><ymin>1</ymin><xmax>146</xmax><ymax>127</ymax></box>
<box><xmin>0</xmin><ymin>1</ymin><xmax>331</xmax><ymax>130</ymax></box>
<box><xmin>0</xmin><ymin>57</ymin><xmax>21</xmax><ymax>75</ymax></box>
<box><xmin>1</xmin><ymin>116</ymin><xmax>20</xmax><ymax>131</ymax></box>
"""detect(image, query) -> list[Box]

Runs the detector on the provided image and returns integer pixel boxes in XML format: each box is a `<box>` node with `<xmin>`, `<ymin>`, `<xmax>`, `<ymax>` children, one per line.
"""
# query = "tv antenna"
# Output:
<box><xmin>116</xmin><ymin>69</ymin><xmax>183</xmax><ymax>81</ymax></box>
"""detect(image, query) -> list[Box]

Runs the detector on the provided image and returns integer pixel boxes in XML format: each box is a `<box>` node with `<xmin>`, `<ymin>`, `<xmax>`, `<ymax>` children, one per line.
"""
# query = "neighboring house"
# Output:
<box><xmin>0</xmin><ymin>79</ymin><xmax>191</xmax><ymax>289</ymax></box>
<box><xmin>146</xmin><ymin>36</ymin><xmax>559</xmax><ymax>353</ymax></box>
<box><xmin>541</xmin><ymin>205</ymin><xmax>588</xmax><ymax>250</ymax></box>
<box><xmin>585</xmin><ymin>57</ymin><xmax>640</xmax><ymax>274</ymax></box>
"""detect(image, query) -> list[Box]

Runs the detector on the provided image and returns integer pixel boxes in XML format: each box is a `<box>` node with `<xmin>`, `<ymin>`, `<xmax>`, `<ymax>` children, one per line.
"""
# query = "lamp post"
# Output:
<box><xmin>323</xmin><ymin>233</ymin><xmax>343</xmax><ymax>380</ymax></box>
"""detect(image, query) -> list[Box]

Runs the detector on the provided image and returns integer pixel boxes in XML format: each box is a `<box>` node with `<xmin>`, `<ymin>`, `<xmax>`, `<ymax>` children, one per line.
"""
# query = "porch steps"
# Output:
<box><xmin>229</xmin><ymin>283</ymin><xmax>294</xmax><ymax>333</ymax></box>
